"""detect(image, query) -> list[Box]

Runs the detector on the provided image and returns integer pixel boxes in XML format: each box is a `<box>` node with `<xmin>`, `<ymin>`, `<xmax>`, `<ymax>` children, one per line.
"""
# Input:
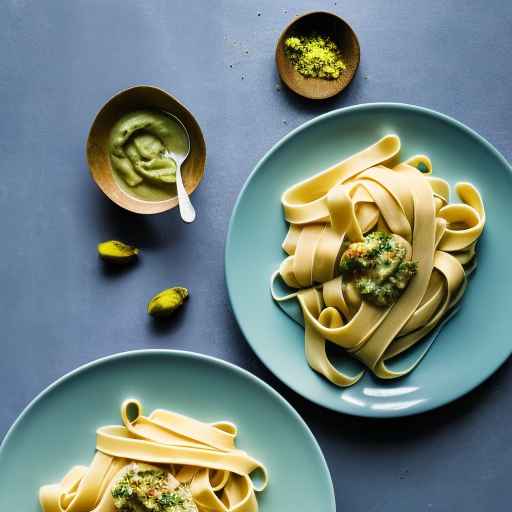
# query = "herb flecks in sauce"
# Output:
<box><xmin>340</xmin><ymin>231</ymin><xmax>417</xmax><ymax>307</ymax></box>
<box><xmin>284</xmin><ymin>33</ymin><xmax>346</xmax><ymax>79</ymax></box>
<box><xmin>111</xmin><ymin>464</ymin><xmax>197</xmax><ymax>512</ymax></box>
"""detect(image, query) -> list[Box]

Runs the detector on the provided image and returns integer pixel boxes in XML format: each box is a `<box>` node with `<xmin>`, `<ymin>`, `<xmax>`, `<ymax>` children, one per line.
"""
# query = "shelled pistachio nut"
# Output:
<box><xmin>97</xmin><ymin>240</ymin><xmax>139</xmax><ymax>263</ymax></box>
<box><xmin>148</xmin><ymin>287</ymin><xmax>189</xmax><ymax>317</ymax></box>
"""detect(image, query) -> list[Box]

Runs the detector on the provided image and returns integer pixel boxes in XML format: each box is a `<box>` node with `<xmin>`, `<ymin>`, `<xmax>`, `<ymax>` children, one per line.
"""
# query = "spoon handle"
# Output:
<box><xmin>175</xmin><ymin>163</ymin><xmax>196</xmax><ymax>223</ymax></box>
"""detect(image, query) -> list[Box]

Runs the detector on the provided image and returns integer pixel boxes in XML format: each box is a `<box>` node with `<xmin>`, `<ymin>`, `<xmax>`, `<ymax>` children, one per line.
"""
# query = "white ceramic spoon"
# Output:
<box><xmin>162</xmin><ymin>113</ymin><xmax>196</xmax><ymax>223</ymax></box>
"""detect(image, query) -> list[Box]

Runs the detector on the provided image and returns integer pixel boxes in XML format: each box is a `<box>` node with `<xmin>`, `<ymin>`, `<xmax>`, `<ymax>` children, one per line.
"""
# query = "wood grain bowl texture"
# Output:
<box><xmin>276</xmin><ymin>12</ymin><xmax>360</xmax><ymax>100</ymax></box>
<box><xmin>86</xmin><ymin>85</ymin><xmax>206</xmax><ymax>214</ymax></box>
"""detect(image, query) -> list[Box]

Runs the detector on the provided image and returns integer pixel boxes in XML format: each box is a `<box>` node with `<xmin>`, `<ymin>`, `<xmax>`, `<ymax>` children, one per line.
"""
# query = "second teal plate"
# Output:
<box><xmin>225</xmin><ymin>103</ymin><xmax>512</xmax><ymax>417</ymax></box>
<box><xmin>0</xmin><ymin>350</ymin><xmax>335</xmax><ymax>511</ymax></box>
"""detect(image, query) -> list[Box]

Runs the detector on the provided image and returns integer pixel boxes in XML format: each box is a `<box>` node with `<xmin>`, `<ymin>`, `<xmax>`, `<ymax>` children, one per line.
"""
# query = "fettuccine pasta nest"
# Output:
<box><xmin>271</xmin><ymin>134</ymin><xmax>485</xmax><ymax>387</ymax></box>
<box><xmin>39</xmin><ymin>400</ymin><xmax>268</xmax><ymax>512</ymax></box>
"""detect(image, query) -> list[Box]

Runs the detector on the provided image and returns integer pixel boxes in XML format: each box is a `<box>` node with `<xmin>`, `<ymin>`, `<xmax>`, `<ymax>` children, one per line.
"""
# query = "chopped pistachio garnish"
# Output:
<box><xmin>111</xmin><ymin>464</ymin><xmax>197</xmax><ymax>512</ymax></box>
<box><xmin>340</xmin><ymin>232</ymin><xmax>417</xmax><ymax>307</ymax></box>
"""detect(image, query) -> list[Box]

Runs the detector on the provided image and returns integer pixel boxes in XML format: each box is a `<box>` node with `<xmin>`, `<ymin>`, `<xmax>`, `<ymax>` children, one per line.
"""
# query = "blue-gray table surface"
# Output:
<box><xmin>1</xmin><ymin>0</ymin><xmax>511</xmax><ymax>510</ymax></box>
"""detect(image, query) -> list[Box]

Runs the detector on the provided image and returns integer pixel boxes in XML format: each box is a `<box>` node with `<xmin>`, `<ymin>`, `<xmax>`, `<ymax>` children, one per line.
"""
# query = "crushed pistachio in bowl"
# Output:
<box><xmin>284</xmin><ymin>32</ymin><xmax>346</xmax><ymax>79</ymax></box>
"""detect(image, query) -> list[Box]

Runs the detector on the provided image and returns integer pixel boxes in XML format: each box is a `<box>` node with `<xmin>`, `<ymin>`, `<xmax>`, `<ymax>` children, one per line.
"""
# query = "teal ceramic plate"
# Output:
<box><xmin>226</xmin><ymin>103</ymin><xmax>512</xmax><ymax>417</ymax></box>
<box><xmin>0</xmin><ymin>350</ymin><xmax>335</xmax><ymax>511</ymax></box>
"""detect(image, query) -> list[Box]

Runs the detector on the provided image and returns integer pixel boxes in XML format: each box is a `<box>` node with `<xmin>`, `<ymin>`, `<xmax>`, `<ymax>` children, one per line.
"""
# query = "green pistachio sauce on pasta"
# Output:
<box><xmin>111</xmin><ymin>463</ymin><xmax>196</xmax><ymax>512</ymax></box>
<box><xmin>271</xmin><ymin>134</ymin><xmax>485</xmax><ymax>387</ymax></box>
<box><xmin>339</xmin><ymin>231</ymin><xmax>417</xmax><ymax>307</ymax></box>
<box><xmin>39</xmin><ymin>400</ymin><xmax>268</xmax><ymax>512</ymax></box>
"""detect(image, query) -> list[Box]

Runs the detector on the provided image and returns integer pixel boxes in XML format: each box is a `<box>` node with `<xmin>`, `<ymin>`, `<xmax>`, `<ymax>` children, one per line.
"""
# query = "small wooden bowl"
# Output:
<box><xmin>275</xmin><ymin>12</ymin><xmax>360</xmax><ymax>100</ymax></box>
<box><xmin>86</xmin><ymin>85</ymin><xmax>206</xmax><ymax>214</ymax></box>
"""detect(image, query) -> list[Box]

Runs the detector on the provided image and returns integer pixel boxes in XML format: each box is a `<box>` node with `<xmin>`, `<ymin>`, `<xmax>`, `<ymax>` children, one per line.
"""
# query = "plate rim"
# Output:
<box><xmin>0</xmin><ymin>349</ymin><xmax>336</xmax><ymax>511</ymax></box>
<box><xmin>225</xmin><ymin>101</ymin><xmax>512</xmax><ymax>418</ymax></box>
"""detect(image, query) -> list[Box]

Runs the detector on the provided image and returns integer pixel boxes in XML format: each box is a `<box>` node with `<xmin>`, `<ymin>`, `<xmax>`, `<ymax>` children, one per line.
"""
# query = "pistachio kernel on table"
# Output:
<box><xmin>147</xmin><ymin>287</ymin><xmax>189</xmax><ymax>317</ymax></box>
<box><xmin>97</xmin><ymin>240</ymin><xmax>139</xmax><ymax>263</ymax></box>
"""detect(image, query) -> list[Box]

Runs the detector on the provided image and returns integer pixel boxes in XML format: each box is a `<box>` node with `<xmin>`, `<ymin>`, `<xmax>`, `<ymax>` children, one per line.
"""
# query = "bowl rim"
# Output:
<box><xmin>275</xmin><ymin>10</ymin><xmax>361</xmax><ymax>100</ymax></box>
<box><xmin>86</xmin><ymin>84</ymin><xmax>207</xmax><ymax>214</ymax></box>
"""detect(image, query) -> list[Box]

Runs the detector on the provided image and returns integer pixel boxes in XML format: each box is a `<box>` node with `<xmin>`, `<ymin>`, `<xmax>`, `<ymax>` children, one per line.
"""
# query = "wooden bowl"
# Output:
<box><xmin>86</xmin><ymin>85</ymin><xmax>206</xmax><ymax>214</ymax></box>
<box><xmin>275</xmin><ymin>12</ymin><xmax>360</xmax><ymax>100</ymax></box>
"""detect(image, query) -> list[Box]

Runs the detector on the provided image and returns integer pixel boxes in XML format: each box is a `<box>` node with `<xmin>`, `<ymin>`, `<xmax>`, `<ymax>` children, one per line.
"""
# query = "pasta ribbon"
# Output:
<box><xmin>271</xmin><ymin>135</ymin><xmax>485</xmax><ymax>387</ymax></box>
<box><xmin>39</xmin><ymin>400</ymin><xmax>268</xmax><ymax>512</ymax></box>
